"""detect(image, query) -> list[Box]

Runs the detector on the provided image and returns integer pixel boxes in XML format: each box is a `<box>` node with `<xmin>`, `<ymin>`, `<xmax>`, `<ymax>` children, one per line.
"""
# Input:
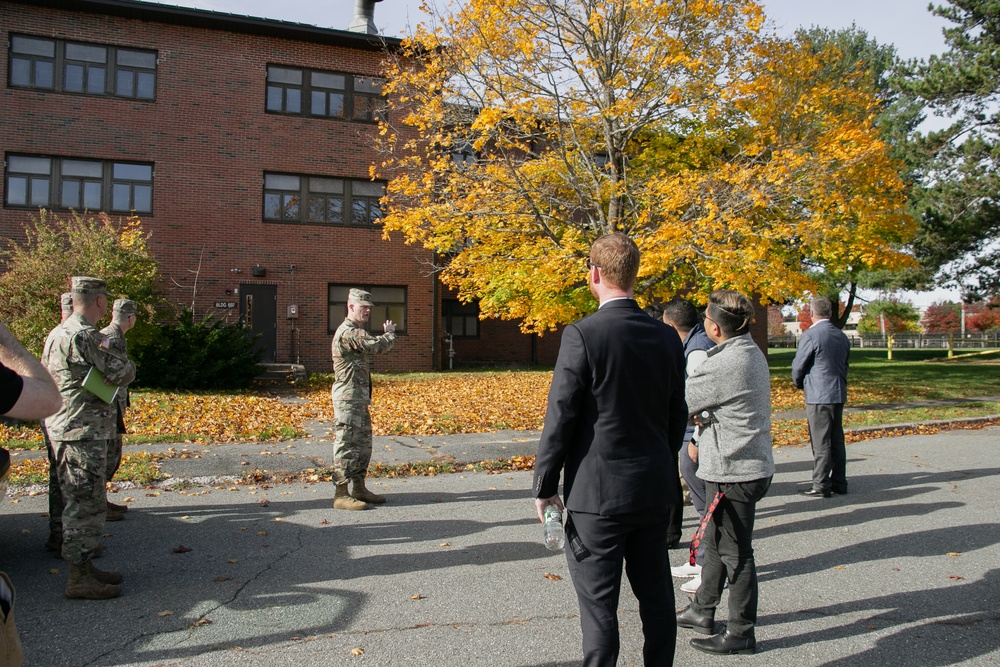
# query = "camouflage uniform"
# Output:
<box><xmin>100</xmin><ymin>299</ymin><xmax>135</xmax><ymax>486</ymax></box>
<box><xmin>331</xmin><ymin>317</ymin><xmax>395</xmax><ymax>484</ymax></box>
<box><xmin>44</xmin><ymin>287</ymin><xmax>135</xmax><ymax>566</ymax></box>
<box><xmin>42</xmin><ymin>292</ymin><xmax>74</xmax><ymax>543</ymax></box>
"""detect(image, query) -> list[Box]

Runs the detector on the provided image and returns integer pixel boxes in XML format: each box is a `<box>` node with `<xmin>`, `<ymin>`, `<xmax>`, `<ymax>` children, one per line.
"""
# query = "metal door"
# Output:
<box><xmin>240</xmin><ymin>283</ymin><xmax>277</xmax><ymax>362</ymax></box>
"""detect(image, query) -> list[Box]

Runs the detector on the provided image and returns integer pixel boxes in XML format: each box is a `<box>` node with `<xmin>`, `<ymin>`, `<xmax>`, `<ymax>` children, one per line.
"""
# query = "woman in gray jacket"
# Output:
<box><xmin>675</xmin><ymin>289</ymin><xmax>774</xmax><ymax>655</ymax></box>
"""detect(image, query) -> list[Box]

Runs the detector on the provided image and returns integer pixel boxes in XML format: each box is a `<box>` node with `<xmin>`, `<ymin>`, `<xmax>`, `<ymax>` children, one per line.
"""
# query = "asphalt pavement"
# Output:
<box><xmin>2</xmin><ymin>423</ymin><xmax>1000</xmax><ymax>666</ymax></box>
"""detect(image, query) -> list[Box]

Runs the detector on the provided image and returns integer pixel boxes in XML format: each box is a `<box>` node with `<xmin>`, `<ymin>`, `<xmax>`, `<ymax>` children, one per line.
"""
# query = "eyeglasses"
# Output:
<box><xmin>586</xmin><ymin>258</ymin><xmax>601</xmax><ymax>270</ymax></box>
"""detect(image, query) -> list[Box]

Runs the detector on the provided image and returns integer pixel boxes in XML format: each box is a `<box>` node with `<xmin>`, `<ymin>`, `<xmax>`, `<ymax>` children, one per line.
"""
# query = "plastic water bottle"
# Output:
<box><xmin>543</xmin><ymin>503</ymin><xmax>565</xmax><ymax>551</ymax></box>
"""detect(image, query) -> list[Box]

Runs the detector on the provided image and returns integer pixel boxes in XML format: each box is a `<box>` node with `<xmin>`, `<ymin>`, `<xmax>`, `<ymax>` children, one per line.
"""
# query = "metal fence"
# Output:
<box><xmin>769</xmin><ymin>332</ymin><xmax>1000</xmax><ymax>349</ymax></box>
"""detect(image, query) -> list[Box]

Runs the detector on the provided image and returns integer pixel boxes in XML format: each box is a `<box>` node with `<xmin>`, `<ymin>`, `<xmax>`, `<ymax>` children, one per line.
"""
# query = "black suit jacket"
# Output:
<box><xmin>533</xmin><ymin>299</ymin><xmax>687</xmax><ymax>515</ymax></box>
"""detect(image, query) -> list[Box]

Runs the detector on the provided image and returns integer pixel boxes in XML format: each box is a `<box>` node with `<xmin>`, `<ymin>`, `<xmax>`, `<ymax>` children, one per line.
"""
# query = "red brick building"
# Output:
<box><xmin>2</xmin><ymin>0</ymin><xmax>560</xmax><ymax>372</ymax></box>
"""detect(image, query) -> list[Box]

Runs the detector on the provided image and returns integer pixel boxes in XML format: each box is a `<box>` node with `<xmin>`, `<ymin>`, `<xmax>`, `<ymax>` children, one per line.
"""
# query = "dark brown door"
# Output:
<box><xmin>240</xmin><ymin>284</ymin><xmax>277</xmax><ymax>362</ymax></box>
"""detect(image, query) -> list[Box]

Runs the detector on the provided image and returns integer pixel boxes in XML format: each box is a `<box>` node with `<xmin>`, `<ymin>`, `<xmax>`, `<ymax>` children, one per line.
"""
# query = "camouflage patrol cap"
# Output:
<box><xmin>113</xmin><ymin>299</ymin><xmax>137</xmax><ymax>315</ymax></box>
<box><xmin>60</xmin><ymin>293</ymin><xmax>73</xmax><ymax>310</ymax></box>
<box><xmin>348</xmin><ymin>288</ymin><xmax>375</xmax><ymax>306</ymax></box>
<box><xmin>71</xmin><ymin>276</ymin><xmax>111</xmax><ymax>295</ymax></box>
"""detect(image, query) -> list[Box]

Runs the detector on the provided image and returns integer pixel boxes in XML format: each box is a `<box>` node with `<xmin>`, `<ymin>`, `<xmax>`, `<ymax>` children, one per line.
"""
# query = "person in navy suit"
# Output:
<box><xmin>533</xmin><ymin>233</ymin><xmax>687</xmax><ymax>667</ymax></box>
<box><xmin>791</xmin><ymin>296</ymin><xmax>851</xmax><ymax>498</ymax></box>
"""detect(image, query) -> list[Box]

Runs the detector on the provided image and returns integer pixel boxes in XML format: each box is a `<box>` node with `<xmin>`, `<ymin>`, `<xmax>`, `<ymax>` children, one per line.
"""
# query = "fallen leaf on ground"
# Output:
<box><xmin>172</xmin><ymin>545</ymin><xmax>192</xmax><ymax>553</ymax></box>
<box><xmin>544</xmin><ymin>573</ymin><xmax>562</xmax><ymax>581</ymax></box>
<box><xmin>157</xmin><ymin>610</ymin><xmax>174</xmax><ymax>617</ymax></box>
<box><xmin>350</xmin><ymin>648</ymin><xmax>364</xmax><ymax>656</ymax></box>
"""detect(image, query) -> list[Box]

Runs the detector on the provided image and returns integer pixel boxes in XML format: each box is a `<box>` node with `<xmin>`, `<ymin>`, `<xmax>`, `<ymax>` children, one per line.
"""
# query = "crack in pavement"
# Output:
<box><xmin>84</xmin><ymin>524</ymin><xmax>309</xmax><ymax>665</ymax></box>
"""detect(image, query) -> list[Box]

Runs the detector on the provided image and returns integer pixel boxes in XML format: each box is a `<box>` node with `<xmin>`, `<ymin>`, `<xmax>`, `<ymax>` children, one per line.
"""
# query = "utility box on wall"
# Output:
<box><xmin>287</xmin><ymin>304</ymin><xmax>299</xmax><ymax>319</ymax></box>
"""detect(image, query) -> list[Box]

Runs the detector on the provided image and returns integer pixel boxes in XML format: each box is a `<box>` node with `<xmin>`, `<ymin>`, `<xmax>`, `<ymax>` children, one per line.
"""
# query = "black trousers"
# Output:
<box><xmin>806</xmin><ymin>403</ymin><xmax>847</xmax><ymax>493</ymax></box>
<box><xmin>666</xmin><ymin>452</ymin><xmax>684</xmax><ymax>547</ymax></box>
<box><xmin>678</xmin><ymin>441</ymin><xmax>707</xmax><ymax>564</ymax></box>
<box><xmin>691</xmin><ymin>477</ymin><xmax>771</xmax><ymax>638</ymax></box>
<box><xmin>566</xmin><ymin>509</ymin><xmax>676</xmax><ymax>667</ymax></box>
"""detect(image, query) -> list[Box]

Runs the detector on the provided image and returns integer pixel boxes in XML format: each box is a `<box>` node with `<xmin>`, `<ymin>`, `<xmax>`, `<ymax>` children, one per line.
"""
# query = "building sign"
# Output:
<box><xmin>215</xmin><ymin>301</ymin><xmax>236</xmax><ymax>309</ymax></box>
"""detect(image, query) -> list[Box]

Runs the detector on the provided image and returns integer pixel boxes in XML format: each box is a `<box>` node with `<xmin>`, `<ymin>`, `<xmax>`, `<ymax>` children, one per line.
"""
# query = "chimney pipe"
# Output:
<box><xmin>348</xmin><ymin>0</ymin><xmax>383</xmax><ymax>35</ymax></box>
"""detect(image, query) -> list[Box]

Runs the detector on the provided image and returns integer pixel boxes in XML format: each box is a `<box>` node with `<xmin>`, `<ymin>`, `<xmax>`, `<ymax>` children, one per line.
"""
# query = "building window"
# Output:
<box><xmin>9</xmin><ymin>34</ymin><xmax>155</xmax><ymax>100</ymax></box>
<box><xmin>266</xmin><ymin>65</ymin><xmax>386</xmax><ymax>122</ymax></box>
<box><xmin>5</xmin><ymin>154</ymin><xmax>153</xmax><ymax>213</ymax></box>
<box><xmin>450</xmin><ymin>140</ymin><xmax>479</xmax><ymax>167</ymax></box>
<box><xmin>328</xmin><ymin>285</ymin><xmax>407</xmax><ymax>334</ymax></box>
<box><xmin>443</xmin><ymin>299</ymin><xmax>479</xmax><ymax>337</ymax></box>
<box><xmin>263</xmin><ymin>173</ymin><xmax>384</xmax><ymax>226</ymax></box>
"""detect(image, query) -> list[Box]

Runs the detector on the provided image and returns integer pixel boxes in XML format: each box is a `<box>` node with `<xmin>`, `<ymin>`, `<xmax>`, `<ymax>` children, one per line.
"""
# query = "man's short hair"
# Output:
<box><xmin>662</xmin><ymin>299</ymin><xmax>700</xmax><ymax>333</ymax></box>
<box><xmin>707</xmin><ymin>289</ymin><xmax>754</xmax><ymax>337</ymax></box>
<box><xmin>590</xmin><ymin>233</ymin><xmax>639</xmax><ymax>292</ymax></box>
<box><xmin>811</xmin><ymin>296</ymin><xmax>833</xmax><ymax>319</ymax></box>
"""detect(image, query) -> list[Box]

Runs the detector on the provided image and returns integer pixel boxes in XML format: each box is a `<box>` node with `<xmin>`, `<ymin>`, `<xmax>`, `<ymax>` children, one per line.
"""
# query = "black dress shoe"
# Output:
<box><xmin>798</xmin><ymin>488</ymin><xmax>832</xmax><ymax>498</ymax></box>
<box><xmin>676</xmin><ymin>605</ymin><xmax>714</xmax><ymax>635</ymax></box>
<box><xmin>690</xmin><ymin>630</ymin><xmax>756</xmax><ymax>655</ymax></box>
<box><xmin>832</xmin><ymin>488</ymin><xmax>848</xmax><ymax>495</ymax></box>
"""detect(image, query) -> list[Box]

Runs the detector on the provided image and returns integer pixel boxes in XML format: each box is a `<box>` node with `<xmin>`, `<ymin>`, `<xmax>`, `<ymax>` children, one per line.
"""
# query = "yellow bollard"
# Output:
<box><xmin>887</xmin><ymin>334</ymin><xmax>894</xmax><ymax>360</ymax></box>
<box><xmin>948</xmin><ymin>333</ymin><xmax>954</xmax><ymax>359</ymax></box>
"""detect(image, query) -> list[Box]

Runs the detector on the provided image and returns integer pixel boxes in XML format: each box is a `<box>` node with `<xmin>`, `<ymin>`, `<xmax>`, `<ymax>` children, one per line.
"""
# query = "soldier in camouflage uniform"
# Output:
<box><xmin>42</xmin><ymin>293</ymin><xmax>74</xmax><ymax>553</ymax></box>
<box><xmin>43</xmin><ymin>277</ymin><xmax>136</xmax><ymax>599</ymax></box>
<box><xmin>330</xmin><ymin>288</ymin><xmax>396</xmax><ymax>510</ymax></box>
<box><xmin>100</xmin><ymin>299</ymin><xmax>137</xmax><ymax>521</ymax></box>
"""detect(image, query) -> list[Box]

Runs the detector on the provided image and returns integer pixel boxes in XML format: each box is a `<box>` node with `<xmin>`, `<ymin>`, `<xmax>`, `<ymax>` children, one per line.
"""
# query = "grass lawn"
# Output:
<box><xmin>768</xmin><ymin>348</ymin><xmax>1000</xmax><ymax>410</ymax></box>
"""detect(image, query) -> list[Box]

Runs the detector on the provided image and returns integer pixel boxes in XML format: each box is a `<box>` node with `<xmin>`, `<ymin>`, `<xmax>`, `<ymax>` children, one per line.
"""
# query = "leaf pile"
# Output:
<box><xmin>127</xmin><ymin>393</ymin><xmax>316</xmax><ymax>442</ymax></box>
<box><xmin>304</xmin><ymin>371</ymin><xmax>553</xmax><ymax>435</ymax></box>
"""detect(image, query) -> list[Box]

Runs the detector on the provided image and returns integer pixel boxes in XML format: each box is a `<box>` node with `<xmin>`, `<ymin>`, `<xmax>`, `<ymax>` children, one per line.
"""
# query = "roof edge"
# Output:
<box><xmin>6</xmin><ymin>0</ymin><xmax>404</xmax><ymax>51</ymax></box>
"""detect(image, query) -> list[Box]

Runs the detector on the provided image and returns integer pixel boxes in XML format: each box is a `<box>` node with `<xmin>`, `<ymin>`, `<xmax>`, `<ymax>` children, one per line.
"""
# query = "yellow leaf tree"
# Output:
<box><xmin>375</xmin><ymin>0</ymin><xmax>915</xmax><ymax>331</ymax></box>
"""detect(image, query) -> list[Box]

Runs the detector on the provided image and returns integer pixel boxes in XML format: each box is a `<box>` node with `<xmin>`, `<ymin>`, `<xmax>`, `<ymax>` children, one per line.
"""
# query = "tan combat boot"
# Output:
<box><xmin>107</xmin><ymin>500</ymin><xmax>129</xmax><ymax>513</ymax></box>
<box><xmin>65</xmin><ymin>563</ymin><xmax>120</xmax><ymax>599</ymax></box>
<box><xmin>350</xmin><ymin>476</ymin><xmax>386</xmax><ymax>504</ymax></box>
<box><xmin>86</xmin><ymin>560</ymin><xmax>123</xmax><ymax>585</ymax></box>
<box><xmin>333</xmin><ymin>483</ymin><xmax>368</xmax><ymax>511</ymax></box>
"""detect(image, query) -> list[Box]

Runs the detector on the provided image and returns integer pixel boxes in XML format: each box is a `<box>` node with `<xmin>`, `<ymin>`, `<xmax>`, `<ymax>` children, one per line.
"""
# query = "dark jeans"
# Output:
<box><xmin>691</xmin><ymin>477</ymin><xmax>772</xmax><ymax>638</ymax></box>
<box><xmin>678</xmin><ymin>440</ymin><xmax>706</xmax><ymax>564</ymax></box>
<box><xmin>807</xmin><ymin>403</ymin><xmax>847</xmax><ymax>493</ymax></box>
<box><xmin>566</xmin><ymin>509</ymin><xmax>676</xmax><ymax>667</ymax></box>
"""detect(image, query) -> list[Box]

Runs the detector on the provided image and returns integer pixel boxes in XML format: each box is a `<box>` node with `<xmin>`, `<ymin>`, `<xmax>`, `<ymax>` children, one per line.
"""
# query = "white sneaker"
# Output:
<box><xmin>680</xmin><ymin>575</ymin><xmax>702</xmax><ymax>594</ymax></box>
<box><xmin>671</xmin><ymin>562</ymin><xmax>702</xmax><ymax>579</ymax></box>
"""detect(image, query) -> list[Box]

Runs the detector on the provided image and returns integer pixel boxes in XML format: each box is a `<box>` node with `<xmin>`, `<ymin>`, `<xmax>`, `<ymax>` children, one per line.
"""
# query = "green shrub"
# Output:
<box><xmin>131</xmin><ymin>309</ymin><xmax>262</xmax><ymax>389</ymax></box>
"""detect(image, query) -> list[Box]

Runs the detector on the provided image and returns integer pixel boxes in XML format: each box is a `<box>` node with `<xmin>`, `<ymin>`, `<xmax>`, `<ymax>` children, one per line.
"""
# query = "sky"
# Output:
<box><xmin>153</xmin><ymin>0</ymin><xmax>961</xmax><ymax>307</ymax></box>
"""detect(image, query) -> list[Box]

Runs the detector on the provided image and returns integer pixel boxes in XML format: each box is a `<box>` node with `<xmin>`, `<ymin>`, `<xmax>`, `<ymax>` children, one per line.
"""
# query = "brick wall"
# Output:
<box><xmin>1</xmin><ymin>2</ymin><xmax>434</xmax><ymax>372</ymax></box>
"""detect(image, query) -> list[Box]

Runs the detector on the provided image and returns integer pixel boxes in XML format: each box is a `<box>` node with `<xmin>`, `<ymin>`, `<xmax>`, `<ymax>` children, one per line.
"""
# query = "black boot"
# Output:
<box><xmin>676</xmin><ymin>605</ymin><xmax>714</xmax><ymax>635</ymax></box>
<box><xmin>690</xmin><ymin>630</ymin><xmax>756</xmax><ymax>655</ymax></box>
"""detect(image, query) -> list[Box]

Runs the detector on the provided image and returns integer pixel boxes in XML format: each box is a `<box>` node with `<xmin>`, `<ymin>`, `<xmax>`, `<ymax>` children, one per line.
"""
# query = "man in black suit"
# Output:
<box><xmin>792</xmin><ymin>296</ymin><xmax>851</xmax><ymax>498</ymax></box>
<box><xmin>533</xmin><ymin>234</ymin><xmax>688</xmax><ymax>667</ymax></box>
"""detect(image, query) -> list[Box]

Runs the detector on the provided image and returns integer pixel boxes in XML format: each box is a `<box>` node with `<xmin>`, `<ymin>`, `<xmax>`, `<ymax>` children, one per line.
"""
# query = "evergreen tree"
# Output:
<box><xmin>903</xmin><ymin>0</ymin><xmax>1000</xmax><ymax>298</ymax></box>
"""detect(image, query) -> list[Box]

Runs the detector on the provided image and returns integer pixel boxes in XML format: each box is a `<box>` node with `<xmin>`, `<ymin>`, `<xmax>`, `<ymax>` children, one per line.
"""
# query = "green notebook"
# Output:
<box><xmin>83</xmin><ymin>367</ymin><xmax>119</xmax><ymax>404</ymax></box>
